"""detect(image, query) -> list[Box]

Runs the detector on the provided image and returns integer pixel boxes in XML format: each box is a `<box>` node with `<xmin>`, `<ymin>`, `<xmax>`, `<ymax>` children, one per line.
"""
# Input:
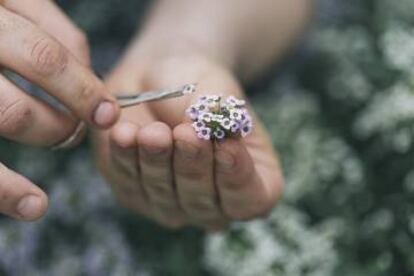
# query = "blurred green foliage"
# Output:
<box><xmin>1</xmin><ymin>0</ymin><xmax>414</xmax><ymax>275</ymax></box>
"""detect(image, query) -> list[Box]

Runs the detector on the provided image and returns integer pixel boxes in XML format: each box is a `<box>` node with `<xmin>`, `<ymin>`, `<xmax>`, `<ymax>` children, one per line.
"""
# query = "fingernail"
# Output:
<box><xmin>215</xmin><ymin>151</ymin><xmax>234</xmax><ymax>170</ymax></box>
<box><xmin>176</xmin><ymin>141</ymin><xmax>199</xmax><ymax>159</ymax></box>
<box><xmin>17</xmin><ymin>195</ymin><xmax>42</xmax><ymax>219</ymax></box>
<box><xmin>93</xmin><ymin>101</ymin><xmax>117</xmax><ymax>127</ymax></box>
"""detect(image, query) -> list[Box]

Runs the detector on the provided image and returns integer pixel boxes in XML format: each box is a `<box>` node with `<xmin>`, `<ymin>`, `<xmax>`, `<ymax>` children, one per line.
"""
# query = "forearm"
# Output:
<box><xmin>130</xmin><ymin>0</ymin><xmax>313</xmax><ymax>82</ymax></box>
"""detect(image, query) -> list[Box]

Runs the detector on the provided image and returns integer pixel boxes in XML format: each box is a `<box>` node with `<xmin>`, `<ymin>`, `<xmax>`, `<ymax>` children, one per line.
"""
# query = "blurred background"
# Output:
<box><xmin>1</xmin><ymin>0</ymin><xmax>414</xmax><ymax>275</ymax></box>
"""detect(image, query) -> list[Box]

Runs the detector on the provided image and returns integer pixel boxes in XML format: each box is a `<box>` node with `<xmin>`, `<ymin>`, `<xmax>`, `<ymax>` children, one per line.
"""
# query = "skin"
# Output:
<box><xmin>94</xmin><ymin>0</ymin><xmax>312</xmax><ymax>230</ymax></box>
<box><xmin>0</xmin><ymin>0</ymin><xmax>120</xmax><ymax>221</ymax></box>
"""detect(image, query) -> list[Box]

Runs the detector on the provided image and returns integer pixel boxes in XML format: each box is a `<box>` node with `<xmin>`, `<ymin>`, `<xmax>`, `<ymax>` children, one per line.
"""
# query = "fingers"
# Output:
<box><xmin>94</xmin><ymin>120</ymin><xmax>151</xmax><ymax>217</ymax></box>
<box><xmin>0</xmin><ymin>6</ymin><xmax>119</xmax><ymax>128</ymax></box>
<box><xmin>0</xmin><ymin>163</ymin><xmax>48</xmax><ymax>220</ymax></box>
<box><xmin>109</xmin><ymin>121</ymin><xmax>140</xmax><ymax>192</ymax></box>
<box><xmin>0</xmin><ymin>74</ymin><xmax>79</xmax><ymax>146</ymax></box>
<box><xmin>137</xmin><ymin>122</ymin><xmax>185</xmax><ymax>227</ymax></box>
<box><xmin>1</xmin><ymin>0</ymin><xmax>90</xmax><ymax>64</ymax></box>
<box><xmin>109</xmin><ymin>122</ymin><xmax>152</xmax><ymax>215</ymax></box>
<box><xmin>215</xmin><ymin>139</ymin><xmax>282</xmax><ymax>220</ymax></box>
<box><xmin>173</xmin><ymin>124</ymin><xmax>228</xmax><ymax>229</ymax></box>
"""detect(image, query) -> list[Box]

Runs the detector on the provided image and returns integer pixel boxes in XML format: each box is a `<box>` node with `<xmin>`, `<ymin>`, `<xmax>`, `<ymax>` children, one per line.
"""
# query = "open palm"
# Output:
<box><xmin>94</xmin><ymin>53</ymin><xmax>283</xmax><ymax>230</ymax></box>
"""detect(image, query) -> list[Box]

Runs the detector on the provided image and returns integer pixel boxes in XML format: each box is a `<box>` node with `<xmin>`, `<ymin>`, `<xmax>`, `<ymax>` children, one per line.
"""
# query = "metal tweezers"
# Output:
<box><xmin>116</xmin><ymin>83</ymin><xmax>197</xmax><ymax>108</ymax></box>
<box><xmin>51</xmin><ymin>83</ymin><xmax>197</xmax><ymax>150</ymax></box>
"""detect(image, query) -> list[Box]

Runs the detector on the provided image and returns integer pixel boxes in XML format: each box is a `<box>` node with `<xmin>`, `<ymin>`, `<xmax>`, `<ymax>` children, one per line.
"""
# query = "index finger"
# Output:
<box><xmin>2</xmin><ymin>0</ymin><xmax>90</xmax><ymax>65</ymax></box>
<box><xmin>0</xmin><ymin>6</ymin><xmax>119</xmax><ymax>128</ymax></box>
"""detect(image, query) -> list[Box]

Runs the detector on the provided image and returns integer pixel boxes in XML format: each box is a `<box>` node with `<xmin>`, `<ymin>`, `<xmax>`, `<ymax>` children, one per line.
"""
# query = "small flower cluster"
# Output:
<box><xmin>186</xmin><ymin>95</ymin><xmax>253</xmax><ymax>140</ymax></box>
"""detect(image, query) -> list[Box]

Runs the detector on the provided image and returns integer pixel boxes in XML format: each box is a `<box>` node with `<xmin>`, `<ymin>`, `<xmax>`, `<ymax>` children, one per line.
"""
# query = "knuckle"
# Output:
<box><xmin>26</xmin><ymin>36</ymin><xmax>68</xmax><ymax>77</ymax></box>
<box><xmin>77</xmin><ymin>79</ymin><xmax>99</xmax><ymax>103</ymax></box>
<box><xmin>0</xmin><ymin>99</ymin><xmax>33</xmax><ymax>137</ymax></box>
<box><xmin>0</xmin><ymin>8</ymin><xmax>25</xmax><ymax>33</ymax></box>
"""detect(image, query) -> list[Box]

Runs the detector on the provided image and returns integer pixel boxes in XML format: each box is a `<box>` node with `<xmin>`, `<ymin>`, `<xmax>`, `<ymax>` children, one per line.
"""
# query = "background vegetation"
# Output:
<box><xmin>1</xmin><ymin>0</ymin><xmax>413</xmax><ymax>275</ymax></box>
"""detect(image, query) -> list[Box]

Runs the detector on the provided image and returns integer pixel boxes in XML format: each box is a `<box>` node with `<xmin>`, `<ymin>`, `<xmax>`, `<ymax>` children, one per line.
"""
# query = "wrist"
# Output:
<box><xmin>134</xmin><ymin>35</ymin><xmax>236</xmax><ymax>70</ymax></box>
<box><xmin>123</xmin><ymin>35</ymin><xmax>237</xmax><ymax>78</ymax></box>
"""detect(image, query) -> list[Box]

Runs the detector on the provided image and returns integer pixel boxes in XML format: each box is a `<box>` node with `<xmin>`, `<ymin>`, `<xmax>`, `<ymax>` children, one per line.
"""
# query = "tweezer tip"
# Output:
<box><xmin>182</xmin><ymin>83</ymin><xmax>197</xmax><ymax>95</ymax></box>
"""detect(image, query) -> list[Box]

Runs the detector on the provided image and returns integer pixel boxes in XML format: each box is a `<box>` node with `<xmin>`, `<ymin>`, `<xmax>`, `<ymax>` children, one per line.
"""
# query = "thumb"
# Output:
<box><xmin>0</xmin><ymin>163</ymin><xmax>48</xmax><ymax>221</ymax></box>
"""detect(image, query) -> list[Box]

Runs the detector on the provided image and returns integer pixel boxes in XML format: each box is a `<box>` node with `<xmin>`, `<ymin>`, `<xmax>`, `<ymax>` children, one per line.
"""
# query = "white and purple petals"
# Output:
<box><xmin>192</xmin><ymin>121</ymin><xmax>206</xmax><ymax>131</ymax></box>
<box><xmin>240</xmin><ymin>121</ymin><xmax>253</xmax><ymax>137</ymax></box>
<box><xmin>220</xmin><ymin>118</ymin><xmax>232</xmax><ymax>130</ymax></box>
<box><xmin>186</xmin><ymin>95</ymin><xmax>253</xmax><ymax>141</ymax></box>
<box><xmin>214</xmin><ymin>129</ymin><xmax>226</xmax><ymax>140</ymax></box>
<box><xmin>226</xmin><ymin>95</ymin><xmax>246</xmax><ymax>107</ymax></box>
<box><xmin>186</xmin><ymin>106</ymin><xmax>199</xmax><ymax>120</ymax></box>
<box><xmin>197</xmin><ymin>127</ymin><xmax>211</xmax><ymax>140</ymax></box>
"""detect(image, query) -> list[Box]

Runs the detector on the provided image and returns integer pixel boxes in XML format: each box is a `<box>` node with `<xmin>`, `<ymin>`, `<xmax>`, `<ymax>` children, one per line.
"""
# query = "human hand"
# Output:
<box><xmin>94</xmin><ymin>46</ymin><xmax>283</xmax><ymax>230</ymax></box>
<box><xmin>0</xmin><ymin>0</ymin><xmax>120</xmax><ymax>220</ymax></box>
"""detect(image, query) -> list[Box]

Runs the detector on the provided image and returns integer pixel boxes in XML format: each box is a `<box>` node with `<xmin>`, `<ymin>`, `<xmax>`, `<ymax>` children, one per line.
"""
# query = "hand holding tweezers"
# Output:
<box><xmin>116</xmin><ymin>83</ymin><xmax>197</xmax><ymax>108</ymax></box>
<box><xmin>52</xmin><ymin>83</ymin><xmax>197</xmax><ymax>150</ymax></box>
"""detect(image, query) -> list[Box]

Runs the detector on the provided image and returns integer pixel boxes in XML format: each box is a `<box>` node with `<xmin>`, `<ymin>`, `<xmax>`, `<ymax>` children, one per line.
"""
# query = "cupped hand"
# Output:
<box><xmin>0</xmin><ymin>0</ymin><xmax>120</xmax><ymax>221</ymax></box>
<box><xmin>94</xmin><ymin>49</ymin><xmax>283</xmax><ymax>230</ymax></box>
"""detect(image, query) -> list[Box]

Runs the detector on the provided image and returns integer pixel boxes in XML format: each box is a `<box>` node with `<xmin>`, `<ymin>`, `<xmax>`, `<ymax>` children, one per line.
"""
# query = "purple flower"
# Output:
<box><xmin>197</xmin><ymin>127</ymin><xmax>211</xmax><ymax>140</ymax></box>
<box><xmin>240</xmin><ymin>121</ymin><xmax>253</xmax><ymax>137</ymax></box>
<box><xmin>214</xmin><ymin>129</ymin><xmax>226</xmax><ymax>139</ymax></box>
<box><xmin>220</xmin><ymin>118</ymin><xmax>232</xmax><ymax>130</ymax></box>
<box><xmin>199</xmin><ymin>112</ymin><xmax>213</xmax><ymax>122</ymax></box>
<box><xmin>226</xmin><ymin>96</ymin><xmax>245</xmax><ymax>107</ymax></box>
<box><xmin>230</xmin><ymin>109</ymin><xmax>244</xmax><ymax>121</ymax></box>
<box><xmin>207</xmin><ymin>95</ymin><xmax>221</xmax><ymax>101</ymax></box>
<box><xmin>230</xmin><ymin>121</ymin><xmax>240</xmax><ymax>133</ymax></box>
<box><xmin>197</xmin><ymin>103</ymin><xmax>208</xmax><ymax>112</ymax></box>
<box><xmin>192</xmin><ymin>121</ymin><xmax>206</xmax><ymax>131</ymax></box>
<box><xmin>187</xmin><ymin>95</ymin><xmax>253</xmax><ymax>140</ymax></box>
<box><xmin>240</xmin><ymin>109</ymin><xmax>251</xmax><ymax>123</ymax></box>
<box><xmin>186</xmin><ymin>106</ymin><xmax>199</xmax><ymax>120</ymax></box>
<box><xmin>212</xmin><ymin>114</ymin><xmax>225</xmax><ymax>122</ymax></box>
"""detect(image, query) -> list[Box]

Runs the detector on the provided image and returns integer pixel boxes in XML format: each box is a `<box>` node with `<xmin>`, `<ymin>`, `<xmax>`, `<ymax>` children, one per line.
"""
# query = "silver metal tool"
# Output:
<box><xmin>116</xmin><ymin>83</ymin><xmax>197</xmax><ymax>108</ymax></box>
<box><xmin>52</xmin><ymin>83</ymin><xmax>197</xmax><ymax>150</ymax></box>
